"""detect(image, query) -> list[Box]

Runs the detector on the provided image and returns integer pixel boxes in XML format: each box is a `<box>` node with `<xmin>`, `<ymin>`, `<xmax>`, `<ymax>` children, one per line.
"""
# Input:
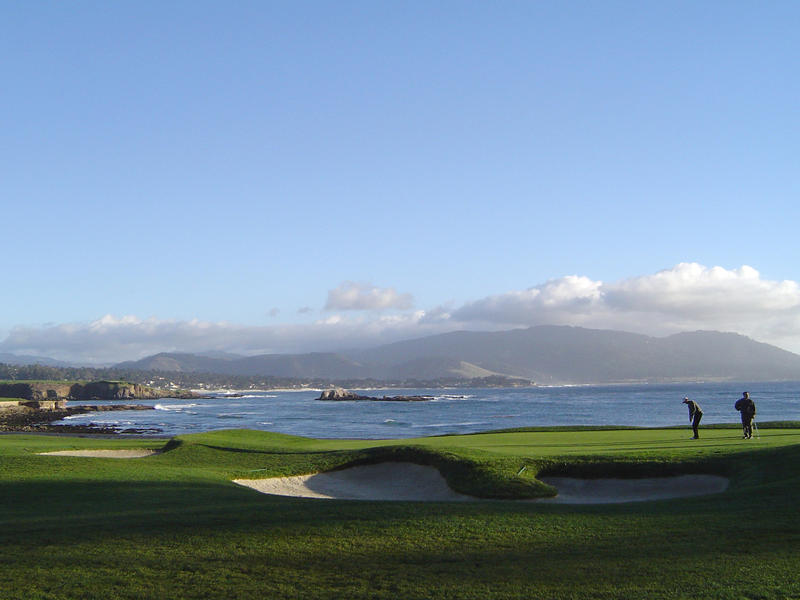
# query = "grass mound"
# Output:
<box><xmin>326</xmin><ymin>445</ymin><xmax>555</xmax><ymax>499</ymax></box>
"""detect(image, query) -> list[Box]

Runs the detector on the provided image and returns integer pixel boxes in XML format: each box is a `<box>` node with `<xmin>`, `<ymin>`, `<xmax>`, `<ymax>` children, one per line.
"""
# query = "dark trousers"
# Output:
<box><xmin>741</xmin><ymin>415</ymin><xmax>754</xmax><ymax>438</ymax></box>
<box><xmin>691</xmin><ymin>412</ymin><xmax>702</xmax><ymax>438</ymax></box>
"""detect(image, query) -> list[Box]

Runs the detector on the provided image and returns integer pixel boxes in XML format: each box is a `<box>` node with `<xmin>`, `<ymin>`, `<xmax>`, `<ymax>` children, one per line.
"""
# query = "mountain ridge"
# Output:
<box><xmin>110</xmin><ymin>326</ymin><xmax>800</xmax><ymax>384</ymax></box>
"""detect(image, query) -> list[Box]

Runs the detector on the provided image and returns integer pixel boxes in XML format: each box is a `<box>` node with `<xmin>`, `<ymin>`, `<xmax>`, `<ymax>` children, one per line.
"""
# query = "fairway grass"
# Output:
<box><xmin>2</xmin><ymin>425</ymin><xmax>800</xmax><ymax>599</ymax></box>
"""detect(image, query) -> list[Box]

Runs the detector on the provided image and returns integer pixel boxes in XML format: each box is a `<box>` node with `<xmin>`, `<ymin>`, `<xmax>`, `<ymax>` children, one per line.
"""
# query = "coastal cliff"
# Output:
<box><xmin>0</xmin><ymin>380</ymin><xmax>194</xmax><ymax>401</ymax></box>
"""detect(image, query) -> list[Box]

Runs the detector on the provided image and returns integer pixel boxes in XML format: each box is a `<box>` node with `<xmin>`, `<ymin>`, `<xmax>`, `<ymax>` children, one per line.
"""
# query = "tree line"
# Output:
<box><xmin>0</xmin><ymin>362</ymin><xmax>532</xmax><ymax>390</ymax></box>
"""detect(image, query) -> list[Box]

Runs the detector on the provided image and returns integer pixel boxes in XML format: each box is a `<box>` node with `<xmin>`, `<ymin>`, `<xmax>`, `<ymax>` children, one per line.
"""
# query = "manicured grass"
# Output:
<box><xmin>1</xmin><ymin>426</ymin><xmax>800</xmax><ymax>599</ymax></box>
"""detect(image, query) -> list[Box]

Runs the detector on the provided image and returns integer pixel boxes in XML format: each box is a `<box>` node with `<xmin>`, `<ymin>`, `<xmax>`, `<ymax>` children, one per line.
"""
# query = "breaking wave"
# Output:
<box><xmin>154</xmin><ymin>403</ymin><xmax>198</xmax><ymax>411</ymax></box>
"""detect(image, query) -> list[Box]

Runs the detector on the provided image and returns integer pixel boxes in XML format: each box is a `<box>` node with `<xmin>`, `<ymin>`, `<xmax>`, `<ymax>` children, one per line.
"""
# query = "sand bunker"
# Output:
<box><xmin>234</xmin><ymin>462</ymin><xmax>473</xmax><ymax>501</ymax></box>
<box><xmin>234</xmin><ymin>462</ymin><xmax>729</xmax><ymax>503</ymax></box>
<box><xmin>39</xmin><ymin>449</ymin><xmax>159</xmax><ymax>458</ymax></box>
<box><xmin>537</xmin><ymin>475</ymin><xmax>729</xmax><ymax>504</ymax></box>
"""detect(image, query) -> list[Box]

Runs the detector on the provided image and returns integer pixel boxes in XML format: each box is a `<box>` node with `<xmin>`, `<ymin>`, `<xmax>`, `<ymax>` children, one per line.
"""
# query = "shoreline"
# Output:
<box><xmin>0</xmin><ymin>404</ymin><xmax>162</xmax><ymax>436</ymax></box>
<box><xmin>0</xmin><ymin>430</ymin><xmax>172</xmax><ymax>438</ymax></box>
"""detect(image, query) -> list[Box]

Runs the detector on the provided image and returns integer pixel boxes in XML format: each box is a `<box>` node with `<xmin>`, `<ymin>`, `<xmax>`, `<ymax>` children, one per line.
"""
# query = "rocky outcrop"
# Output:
<box><xmin>318</xmin><ymin>388</ymin><xmax>363</xmax><ymax>401</ymax></box>
<box><xmin>19</xmin><ymin>400</ymin><xmax>67</xmax><ymax>410</ymax></box>
<box><xmin>0</xmin><ymin>403</ymin><xmax>158</xmax><ymax>434</ymax></box>
<box><xmin>317</xmin><ymin>388</ymin><xmax>433</xmax><ymax>402</ymax></box>
<box><xmin>0</xmin><ymin>380</ymin><xmax>196</xmax><ymax>401</ymax></box>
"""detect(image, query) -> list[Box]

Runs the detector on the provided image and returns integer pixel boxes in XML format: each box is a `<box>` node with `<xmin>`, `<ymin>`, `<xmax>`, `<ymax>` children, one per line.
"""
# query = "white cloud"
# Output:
<box><xmin>605</xmin><ymin>263</ymin><xmax>800</xmax><ymax>316</ymax></box>
<box><xmin>3</xmin><ymin>263</ymin><xmax>800</xmax><ymax>363</ymax></box>
<box><xmin>451</xmin><ymin>263</ymin><xmax>800</xmax><ymax>351</ymax></box>
<box><xmin>325</xmin><ymin>282</ymin><xmax>414</xmax><ymax>311</ymax></box>
<box><xmin>453</xmin><ymin>275</ymin><xmax>603</xmax><ymax>326</ymax></box>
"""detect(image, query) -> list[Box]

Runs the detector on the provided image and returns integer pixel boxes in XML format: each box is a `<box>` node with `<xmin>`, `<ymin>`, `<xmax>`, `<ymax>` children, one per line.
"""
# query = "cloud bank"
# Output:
<box><xmin>452</xmin><ymin>263</ymin><xmax>800</xmax><ymax>347</ymax></box>
<box><xmin>0</xmin><ymin>312</ymin><xmax>446</xmax><ymax>365</ymax></box>
<box><xmin>3</xmin><ymin>263</ymin><xmax>800</xmax><ymax>364</ymax></box>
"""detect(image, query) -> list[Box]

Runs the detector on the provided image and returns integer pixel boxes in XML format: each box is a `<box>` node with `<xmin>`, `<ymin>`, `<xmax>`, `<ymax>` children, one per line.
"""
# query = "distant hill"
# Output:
<box><xmin>0</xmin><ymin>352</ymin><xmax>71</xmax><ymax>367</ymax></box>
<box><xmin>116</xmin><ymin>352</ymin><xmax>371</xmax><ymax>380</ymax></box>
<box><xmin>116</xmin><ymin>351</ymin><xmax>498</xmax><ymax>381</ymax></box>
<box><xmin>113</xmin><ymin>326</ymin><xmax>800</xmax><ymax>384</ymax></box>
<box><xmin>347</xmin><ymin>326</ymin><xmax>800</xmax><ymax>383</ymax></box>
<box><xmin>115</xmin><ymin>352</ymin><xmax>241</xmax><ymax>373</ymax></box>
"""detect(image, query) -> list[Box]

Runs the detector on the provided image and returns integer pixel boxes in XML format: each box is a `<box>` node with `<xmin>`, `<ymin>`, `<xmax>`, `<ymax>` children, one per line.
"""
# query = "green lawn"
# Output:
<box><xmin>1</xmin><ymin>425</ymin><xmax>799</xmax><ymax>599</ymax></box>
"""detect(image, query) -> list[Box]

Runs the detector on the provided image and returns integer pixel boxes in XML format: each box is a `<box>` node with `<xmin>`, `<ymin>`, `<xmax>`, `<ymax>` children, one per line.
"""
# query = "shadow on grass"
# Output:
<box><xmin>3</xmin><ymin>488</ymin><xmax>800</xmax><ymax>600</ymax></box>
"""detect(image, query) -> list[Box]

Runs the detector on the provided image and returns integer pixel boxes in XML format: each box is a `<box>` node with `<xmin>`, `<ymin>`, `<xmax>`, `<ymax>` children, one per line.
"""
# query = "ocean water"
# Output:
<box><xmin>55</xmin><ymin>381</ymin><xmax>800</xmax><ymax>439</ymax></box>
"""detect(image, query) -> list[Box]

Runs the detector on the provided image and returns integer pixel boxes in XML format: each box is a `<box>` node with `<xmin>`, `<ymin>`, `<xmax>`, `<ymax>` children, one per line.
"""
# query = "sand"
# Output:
<box><xmin>233</xmin><ymin>463</ymin><xmax>729</xmax><ymax>503</ymax></box>
<box><xmin>234</xmin><ymin>462</ymin><xmax>473</xmax><ymax>501</ymax></box>
<box><xmin>38</xmin><ymin>449</ymin><xmax>159</xmax><ymax>458</ymax></box>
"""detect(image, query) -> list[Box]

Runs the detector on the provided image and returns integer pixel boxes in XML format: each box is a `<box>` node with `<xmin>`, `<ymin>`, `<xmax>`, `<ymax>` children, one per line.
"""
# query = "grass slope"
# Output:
<box><xmin>1</xmin><ymin>426</ymin><xmax>799</xmax><ymax>599</ymax></box>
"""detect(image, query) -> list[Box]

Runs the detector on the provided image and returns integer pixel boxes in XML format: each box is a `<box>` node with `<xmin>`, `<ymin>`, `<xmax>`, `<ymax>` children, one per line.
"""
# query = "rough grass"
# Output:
<box><xmin>1</xmin><ymin>426</ymin><xmax>800</xmax><ymax>599</ymax></box>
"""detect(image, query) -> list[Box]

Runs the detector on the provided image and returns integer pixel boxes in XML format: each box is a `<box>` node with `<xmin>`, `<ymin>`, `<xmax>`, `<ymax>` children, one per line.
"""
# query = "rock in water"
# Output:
<box><xmin>317</xmin><ymin>388</ymin><xmax>433</xmax><ymax>402</ymax></box>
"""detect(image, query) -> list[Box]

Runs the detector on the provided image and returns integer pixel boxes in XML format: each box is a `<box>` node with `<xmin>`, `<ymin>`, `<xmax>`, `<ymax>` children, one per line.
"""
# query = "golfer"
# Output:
<box><xmin>682</xmin><ymin>397</ymin><xmax>703</xmax><ymax>439</ymax></box>
<box><xmin>735</xmin><ymin>391</ymin><xmax>756</xmax><ymax>439</ymax></box>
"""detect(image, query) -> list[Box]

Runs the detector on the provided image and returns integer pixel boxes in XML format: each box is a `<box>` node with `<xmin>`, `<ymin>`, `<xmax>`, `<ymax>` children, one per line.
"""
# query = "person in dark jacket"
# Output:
<box><xmin>735</xmin><ymin>391</ymin><xmax>756</xmax><ymax>439</ymax></box>
<box><xmin>682</xmin><ymin>397</ymin><xmax>703</xmax><ymax>439</ymax></box>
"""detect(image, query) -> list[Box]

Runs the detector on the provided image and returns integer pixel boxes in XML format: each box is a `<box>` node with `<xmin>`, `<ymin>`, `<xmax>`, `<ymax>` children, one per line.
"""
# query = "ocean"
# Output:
<box><xmin>54</xmin><ymin>380</ymin><xmax>800</xmax><ymax>439</ymax></box>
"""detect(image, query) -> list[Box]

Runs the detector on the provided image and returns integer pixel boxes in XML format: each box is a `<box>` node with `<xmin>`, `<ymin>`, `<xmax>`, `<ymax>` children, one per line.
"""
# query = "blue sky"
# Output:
<box><xmin>2</xmin><ymin>1</ymin><xmax>799</xmax><ymax>363</ymax></box>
